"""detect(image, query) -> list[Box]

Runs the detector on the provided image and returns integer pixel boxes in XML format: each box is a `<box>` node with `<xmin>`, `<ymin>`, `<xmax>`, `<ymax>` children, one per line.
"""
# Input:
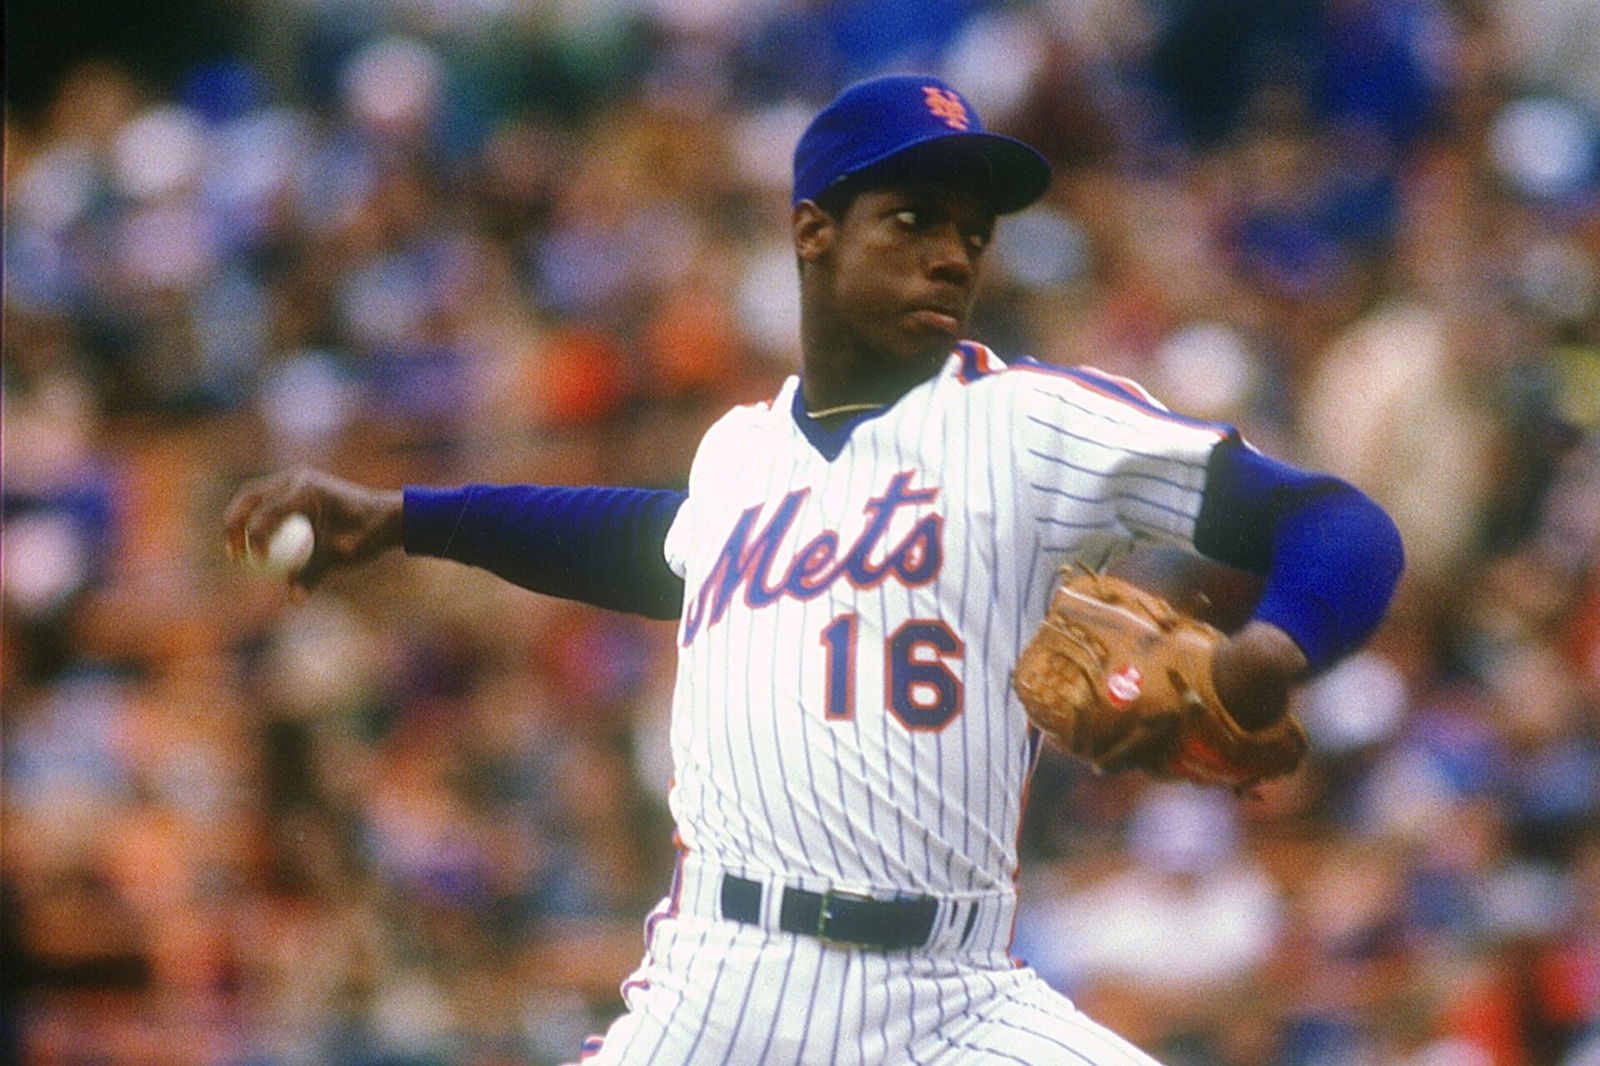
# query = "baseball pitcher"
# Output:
<box><xmin>226</xmin><ymin>76</ymin><xmax>1404</xmax><ymax>1065</ymax></box>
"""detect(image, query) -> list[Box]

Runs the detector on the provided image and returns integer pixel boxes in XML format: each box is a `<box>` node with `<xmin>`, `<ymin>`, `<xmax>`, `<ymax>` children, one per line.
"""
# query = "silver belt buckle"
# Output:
<box><xmin>815</xmin><ymin>886</ymin><xmax>869</xmax><ymax>945</ymax></box>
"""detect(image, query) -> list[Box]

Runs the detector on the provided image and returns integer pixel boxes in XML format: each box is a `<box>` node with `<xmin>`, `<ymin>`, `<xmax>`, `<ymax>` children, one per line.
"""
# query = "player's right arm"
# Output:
<box><xmin>223</xmin><ymin>469</ymin><xmax>686</xmax><ymax>619</ymax></box>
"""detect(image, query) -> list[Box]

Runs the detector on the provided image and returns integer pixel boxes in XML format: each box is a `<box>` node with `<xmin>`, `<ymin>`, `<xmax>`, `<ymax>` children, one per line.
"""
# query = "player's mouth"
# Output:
<box><xmin>907</xmin><ymin>306</ymin><xmax>962</xmax><ymax>336</ymax></box>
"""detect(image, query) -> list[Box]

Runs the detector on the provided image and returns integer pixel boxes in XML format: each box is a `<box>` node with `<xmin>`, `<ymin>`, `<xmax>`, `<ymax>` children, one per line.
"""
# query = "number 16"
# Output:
<box><xmin>820</xmin><ymin>613</ymin><xmax>964</xmax><ymax>731</ymax></box>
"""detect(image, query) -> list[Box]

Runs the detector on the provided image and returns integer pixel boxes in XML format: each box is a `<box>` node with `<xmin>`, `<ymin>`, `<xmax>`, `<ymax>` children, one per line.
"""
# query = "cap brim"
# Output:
<box><xmin>837</xmin><ymin>132</ymin><xmax>1052</xmax><ymax>214</ymax></box>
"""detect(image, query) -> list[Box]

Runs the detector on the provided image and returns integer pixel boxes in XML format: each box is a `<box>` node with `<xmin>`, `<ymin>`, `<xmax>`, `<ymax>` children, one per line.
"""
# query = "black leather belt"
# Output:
<box><xmin>720</xmin><ymin>874</ymin><xmax>939</xmax><ymax>951</ymax></box>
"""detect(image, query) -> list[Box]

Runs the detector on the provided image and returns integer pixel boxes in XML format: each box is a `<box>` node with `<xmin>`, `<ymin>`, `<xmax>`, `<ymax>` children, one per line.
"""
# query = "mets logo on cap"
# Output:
<box><xmin>922</xmin><ymin>86</ymin><xmax>970</xmax><ymax>130</ymax></box>
<box><xmin>790</xmin><ymin>74</ymin><xmax>1052</xmax><ymax>214</ymax></box>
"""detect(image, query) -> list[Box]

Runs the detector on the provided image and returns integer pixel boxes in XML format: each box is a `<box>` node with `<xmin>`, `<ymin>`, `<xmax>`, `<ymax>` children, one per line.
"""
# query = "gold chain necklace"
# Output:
<box><xmin>805</xmin><ymin>401</ymin><xmax>887</xmax><ymax>419</ymax></box>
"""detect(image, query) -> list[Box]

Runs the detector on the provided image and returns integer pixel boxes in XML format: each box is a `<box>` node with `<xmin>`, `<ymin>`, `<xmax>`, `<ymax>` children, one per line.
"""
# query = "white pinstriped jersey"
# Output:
<box><xmin>662</xmin><ymin>343</ymin><xmax>1232</xmax><ymax>911</ymax></box>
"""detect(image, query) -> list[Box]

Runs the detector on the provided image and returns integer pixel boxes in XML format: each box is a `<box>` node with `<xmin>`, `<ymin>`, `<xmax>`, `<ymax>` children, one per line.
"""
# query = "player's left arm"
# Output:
<box><xmin>1193</xmin><ymin>438</ymin><xmax>1405</xmax><ymax>728</ymax></box>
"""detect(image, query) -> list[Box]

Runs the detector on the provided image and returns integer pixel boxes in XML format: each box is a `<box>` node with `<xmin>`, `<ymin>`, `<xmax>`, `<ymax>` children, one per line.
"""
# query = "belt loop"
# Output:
<box><xmin>764</xmin><ymin>874</ymin><xmax>786</xmax><ymax>929</ymax></box>
<box><xmin>959</xmin><ymin>901</ymin><xmax>980</xmax><ymax>947</ymax></box>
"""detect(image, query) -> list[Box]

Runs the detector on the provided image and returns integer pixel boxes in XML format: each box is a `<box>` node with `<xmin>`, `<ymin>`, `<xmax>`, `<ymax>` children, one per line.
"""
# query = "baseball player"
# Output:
<box><xmin>225</xmin><ymin>76</ymin><xmax>1404</xmax><ymax>1064</ymax></box>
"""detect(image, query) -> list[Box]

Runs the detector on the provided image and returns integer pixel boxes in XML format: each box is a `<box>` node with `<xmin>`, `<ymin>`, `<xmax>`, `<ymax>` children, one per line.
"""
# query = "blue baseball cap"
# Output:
<box><xmin>793</xmin><ymin>75</ymin><xmax>1052</xmax><ymax>215</ymax></box>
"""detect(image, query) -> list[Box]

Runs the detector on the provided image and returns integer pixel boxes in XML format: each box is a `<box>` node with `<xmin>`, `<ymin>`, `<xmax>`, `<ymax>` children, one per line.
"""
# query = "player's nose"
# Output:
<box><xmin>924</xmin><ymin>225</ymin><xmax>976</xmax><ymax>285</ymax></box>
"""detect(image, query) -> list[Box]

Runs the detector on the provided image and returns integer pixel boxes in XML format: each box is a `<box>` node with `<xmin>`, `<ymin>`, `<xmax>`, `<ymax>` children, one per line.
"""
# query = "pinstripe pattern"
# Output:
<box><xmin>584</xmin><ymin>910</ymin><xmax>1164</xmax><ymax>1065</ymax></box>
<box><xmin>589</xmin><ymin>346</ymin><xmax>1218</xmax><ymax>1063</ymax></box>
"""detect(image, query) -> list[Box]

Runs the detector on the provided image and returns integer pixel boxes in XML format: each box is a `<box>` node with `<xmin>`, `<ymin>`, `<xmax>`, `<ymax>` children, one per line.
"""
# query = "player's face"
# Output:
<box><xmin>801</xmin><ymin>177</ymin><xmax>996</xmax><ymax>374</ymax></box>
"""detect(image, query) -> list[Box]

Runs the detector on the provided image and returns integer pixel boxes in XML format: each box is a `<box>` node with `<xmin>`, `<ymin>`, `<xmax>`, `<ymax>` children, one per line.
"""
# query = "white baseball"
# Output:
<box><xmin>253</xmin><ymin>512</ymin><xmax>316</xmax><ymax>576</ymax></box>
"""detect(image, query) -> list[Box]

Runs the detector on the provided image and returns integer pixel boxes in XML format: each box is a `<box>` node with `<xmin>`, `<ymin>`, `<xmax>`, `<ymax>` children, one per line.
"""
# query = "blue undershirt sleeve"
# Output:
<box><xmin>1193</xmin><ymin>440</ymin><xmax>1404</xmax><ymax>672</ymax></box>
<box><xmin>402</xmin><ymin>484</ymin><xmax>687</xmax><ymax>620</ymax></box>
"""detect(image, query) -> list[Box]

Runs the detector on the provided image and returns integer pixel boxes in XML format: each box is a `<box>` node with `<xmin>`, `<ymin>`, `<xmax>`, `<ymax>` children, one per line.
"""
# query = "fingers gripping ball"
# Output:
<box><xmin>1012</xmin><ymin>567</ymin><xmax>1308</xmax><ymax>792</ymax></box>
<box><xmin>248</xmin><ymin>513</ymin><xmax>316</xmax><ymax>577</ymax></box>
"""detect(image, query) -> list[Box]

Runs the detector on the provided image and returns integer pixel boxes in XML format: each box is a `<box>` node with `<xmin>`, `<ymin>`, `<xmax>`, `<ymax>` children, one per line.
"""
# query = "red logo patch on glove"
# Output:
<box><xmin>1106</xmin><ymin>665</ymin><xmax>1143</xmax><ymax>707</ymax></box>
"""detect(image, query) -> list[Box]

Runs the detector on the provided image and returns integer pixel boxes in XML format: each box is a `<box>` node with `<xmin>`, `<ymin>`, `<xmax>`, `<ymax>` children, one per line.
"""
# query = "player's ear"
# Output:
<box><xmin>793</xmin><ymin>200</ymin><xmax>835</xmax><ymax>265</ymax></box>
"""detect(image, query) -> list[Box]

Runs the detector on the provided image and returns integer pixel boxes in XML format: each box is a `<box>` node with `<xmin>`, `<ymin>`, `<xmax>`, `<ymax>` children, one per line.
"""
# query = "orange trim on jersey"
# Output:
<box><xmin>667</xmin><ymin>846</ymin><xmax>687</xmax><ymax>917</ymax></box>
<box><xmin>1081</xmin><ymin>366</ymin><xmax>1164</xmax><ymax>408</ymax></box>
<box><xmin>956</xmin><ymin>341</ymin><xmax>1004</xmax><ymax>383</ymax></box>
<box><xmin>642</xmin><ymin>844</ymin><xmax>685</xmax><ymax>945</ymax></box>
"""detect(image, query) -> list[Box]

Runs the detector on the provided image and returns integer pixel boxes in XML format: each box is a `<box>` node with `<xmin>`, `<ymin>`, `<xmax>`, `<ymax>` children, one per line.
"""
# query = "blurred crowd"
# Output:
<box><xmin>4</xmin><ymin>0</ymin><xmax>1599</xmax><ymax>1064</ymax></box>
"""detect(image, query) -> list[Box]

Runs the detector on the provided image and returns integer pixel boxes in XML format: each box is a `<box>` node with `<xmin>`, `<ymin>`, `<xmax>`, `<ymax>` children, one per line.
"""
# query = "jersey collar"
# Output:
<box><xmin>788</xmin><ymin>345</ymin><xmax>990</xmax><ymax>461</ymax></box>
<box><xmin>790</xmin><ymin>383</ymin><xmax>892</xmax><ymax>462</ymax></box>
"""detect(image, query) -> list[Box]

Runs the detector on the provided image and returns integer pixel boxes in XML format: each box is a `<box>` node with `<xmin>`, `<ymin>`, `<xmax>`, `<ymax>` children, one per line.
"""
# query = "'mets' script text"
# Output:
<box><xmin>682</xmin><ymin>472</ymin><xmax>944</xmax><ymax>645</ymax></box>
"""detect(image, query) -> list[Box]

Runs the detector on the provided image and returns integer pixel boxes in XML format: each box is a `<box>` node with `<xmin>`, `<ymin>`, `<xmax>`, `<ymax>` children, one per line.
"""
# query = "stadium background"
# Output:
<box><xmin>4</xmin><ymin>0</ymin><xmax>1599</xmax><ymax>1063</ymax></box>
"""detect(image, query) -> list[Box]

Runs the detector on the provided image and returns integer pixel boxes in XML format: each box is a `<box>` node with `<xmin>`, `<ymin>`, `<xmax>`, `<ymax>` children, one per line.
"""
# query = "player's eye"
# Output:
<box><xmin>894</xmin><ymin>209</ymin><xmax>922</xmax><ymax>229</ymax></box>
<box><xmin>966</xmin><ymin>229</ymin><xmax>992</xmax><ymax>254</ymax></box>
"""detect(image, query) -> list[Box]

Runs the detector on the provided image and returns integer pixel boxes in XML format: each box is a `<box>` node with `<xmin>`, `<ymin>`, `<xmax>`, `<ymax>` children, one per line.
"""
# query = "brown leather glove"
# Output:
<box><xmin>1013</xmin><ymin>567</ymin><xmax>1308</xmax><ymax>792</ymax></box>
